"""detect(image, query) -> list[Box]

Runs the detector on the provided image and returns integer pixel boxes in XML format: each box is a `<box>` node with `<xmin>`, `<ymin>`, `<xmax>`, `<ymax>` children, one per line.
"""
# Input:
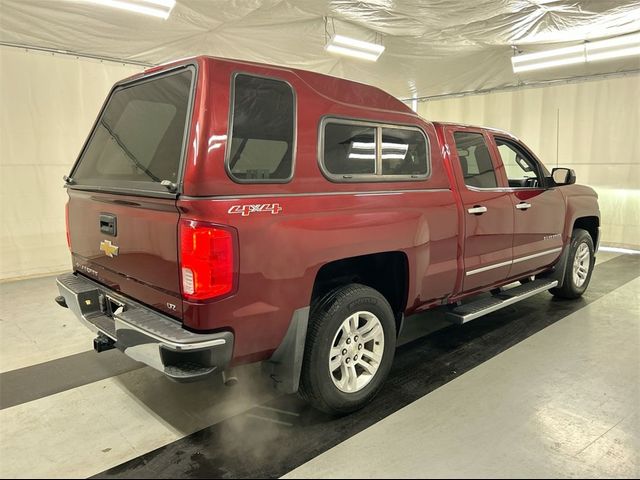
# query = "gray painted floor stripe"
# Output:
<box><xmin>0</xmin><ymin>349</ymin><xmax>143</xmax><ymax>410</ymax></box>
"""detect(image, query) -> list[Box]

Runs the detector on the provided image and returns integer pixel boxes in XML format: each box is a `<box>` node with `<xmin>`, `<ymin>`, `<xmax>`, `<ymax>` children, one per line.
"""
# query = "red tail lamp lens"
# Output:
<box><xmin>179</xmin><ymin>220</ymin><xmax>238</xmax><ymax>301</ymax></box>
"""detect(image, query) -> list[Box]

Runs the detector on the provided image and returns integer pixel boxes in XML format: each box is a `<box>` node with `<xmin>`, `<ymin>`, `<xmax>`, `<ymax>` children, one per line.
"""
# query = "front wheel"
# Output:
<box><xmin>550</xmin><ymin>228</ymin><xmax>595</xmax><ymax>299</ymax></box>
<box><xmin>299</xmin><ymin>284</ymin><xmax>396</xmax><ymax>415</ymax></box>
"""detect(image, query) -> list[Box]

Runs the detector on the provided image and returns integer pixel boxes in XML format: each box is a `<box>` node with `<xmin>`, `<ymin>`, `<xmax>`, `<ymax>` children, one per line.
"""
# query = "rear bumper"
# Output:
<box><xmin>56</xmin><ymin>272</ymin><xmax>233</xmax><ymax>381</ymax></box>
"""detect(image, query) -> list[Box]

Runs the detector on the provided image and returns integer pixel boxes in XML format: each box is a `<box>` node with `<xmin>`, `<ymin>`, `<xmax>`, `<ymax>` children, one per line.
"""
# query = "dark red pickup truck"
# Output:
<box><xmin>56</xmin><ymin>56</ymin><xmax>600</xmax><ymax>414</ymax></box>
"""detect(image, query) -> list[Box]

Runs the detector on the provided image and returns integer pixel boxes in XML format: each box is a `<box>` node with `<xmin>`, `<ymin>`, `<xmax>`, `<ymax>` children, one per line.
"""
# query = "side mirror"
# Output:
<box><xmin>551</xmin><ymin>167</ymin><xmax>576</xmax><ymax>186</ymax></box>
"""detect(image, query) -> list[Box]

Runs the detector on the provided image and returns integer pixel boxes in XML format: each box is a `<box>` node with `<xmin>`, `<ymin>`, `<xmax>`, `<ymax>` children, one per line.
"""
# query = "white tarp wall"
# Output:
<box><xmin>419</xmin><ymin>74</ymin><xmax>640</xmax><ymax>250</ymax></box>
<box><xmin>0</xmin><ymin>47</ymin><xmax>142</xmax><ymax>280</ymax></box>
<box><xmin>0</xmin><ymin>46</ymin><xmax>638</xmax><ymax>281</ymax></box>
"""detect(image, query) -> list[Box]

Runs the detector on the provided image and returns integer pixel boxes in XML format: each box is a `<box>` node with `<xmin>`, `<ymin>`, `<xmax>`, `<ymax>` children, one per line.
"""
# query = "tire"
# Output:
<box><xmin>550</xmin><ymin>228</ymin><xmax>595</xmax><ymax>299</ymax></box>
<box><xmin>299</xmin><ymin>283</ymin><xmax>396</xmax><ymax>415</ymax></box>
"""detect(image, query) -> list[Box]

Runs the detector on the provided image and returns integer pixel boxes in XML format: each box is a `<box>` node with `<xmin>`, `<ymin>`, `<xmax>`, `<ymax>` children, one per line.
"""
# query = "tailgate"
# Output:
<box><xmin>68</xmin><ymin>190</ymin><xmax>183</xmax><ymax>318</ymax></box>
<box><xmin>65</xmin><ymin>65</ymin><xmax>196</xmax><ymax>319</ymax></box>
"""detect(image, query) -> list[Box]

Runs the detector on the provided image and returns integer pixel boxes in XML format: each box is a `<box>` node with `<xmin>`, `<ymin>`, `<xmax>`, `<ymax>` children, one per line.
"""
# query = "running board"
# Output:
<box><xmin>446</xmin><ymin>279</ymin><xmax>559</xmax><ymax>324</ymax></box>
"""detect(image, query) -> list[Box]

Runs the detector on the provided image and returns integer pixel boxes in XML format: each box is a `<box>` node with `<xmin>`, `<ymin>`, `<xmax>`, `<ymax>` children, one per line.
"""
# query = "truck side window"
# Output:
<box><xmin>495</xmin><ymin>138</ymin><xmax>543</xmax><ymax>188</ymax></box>
<box><xmin>324</xmin><ymin>123</ymin><xmax>377</xmax><ymax>175</ymax></box>
<box><xmin>227</xmin><ymin>74</ymin><xmax>295</xmax><ymax>182</ymax></box>
<box><xmin>453</xmin><ymin>132</ymin><xmax>498</xmax><ymax>189</ymax></box>
<box><xmin>380</xmin><ymin>128</ymin><xmax>428</xmax><ymax>176</ymax></box>
<box><xmin>322</xmin><ymin>120</ymin><xmax>429</xmax><ymax>180</ymax></box>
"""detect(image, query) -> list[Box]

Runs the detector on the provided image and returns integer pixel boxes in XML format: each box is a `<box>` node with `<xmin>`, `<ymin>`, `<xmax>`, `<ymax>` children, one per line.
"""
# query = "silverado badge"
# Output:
<box><xmin>100</xmin><ymin>240</ymin><xmax>119</xmax><ymax>258</ymax></box>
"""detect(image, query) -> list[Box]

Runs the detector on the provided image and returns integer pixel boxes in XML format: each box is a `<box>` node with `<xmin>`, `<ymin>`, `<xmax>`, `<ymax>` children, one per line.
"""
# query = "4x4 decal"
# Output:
<box><xmin>228</xmin><ymin>203</ymin><xmax>282</xmax><ymax>217</ymax></box>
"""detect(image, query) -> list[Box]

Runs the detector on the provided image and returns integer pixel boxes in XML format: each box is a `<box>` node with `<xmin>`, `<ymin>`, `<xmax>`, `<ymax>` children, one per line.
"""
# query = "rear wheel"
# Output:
<box><xmin>550</xmin><ymin>228</ymin><xmax>595</xmax><ymax>299</ymax></box>
<box><xmin>299</xmin><ymin>284</ymin><xmax>396</xmax><ymax>415</ymax></box>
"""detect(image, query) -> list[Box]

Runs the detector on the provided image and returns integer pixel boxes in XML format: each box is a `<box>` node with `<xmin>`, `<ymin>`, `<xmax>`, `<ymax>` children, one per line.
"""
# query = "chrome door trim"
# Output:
<box><xmin>511</xmin><ymin>247</ymin><xmax>562</xmax><ymax>264</ymax></box>
<box><xmin>465</xmin><ymin>259</ymin><xmax>512</xmax><ymax>276</ymax></box>
<box><xmin>465</xmin><ymin>247</ymin><xmax>563</xmax><ymax>276</ymax></box>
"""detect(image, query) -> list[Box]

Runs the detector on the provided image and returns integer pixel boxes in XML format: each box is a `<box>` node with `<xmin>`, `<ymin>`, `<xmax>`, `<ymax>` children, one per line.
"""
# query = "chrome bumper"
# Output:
<box><xmin>56</xmin><ymin>272</ymin><xmax>233</xmax><ymax>381</ymax></box>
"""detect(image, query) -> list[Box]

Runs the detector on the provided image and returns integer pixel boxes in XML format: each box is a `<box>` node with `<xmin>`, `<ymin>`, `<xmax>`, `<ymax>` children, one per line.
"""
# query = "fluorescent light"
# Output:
<box><xmin>352</xmin><ymin>142</ymin><xmax>408</xmax><ymax>150</ymax></box>
<box><xmin>349</xmin><ymin>141</ymin><xmax>409</xmax><ymax>160</ymax></box>
<box><xmin>331</xmin><ymin>35</ymin><xmax>385</xmax><ymax>54</ymax></box>
<box><xmin>512</xmin><ymin>32</ymin><xmax>640</xmax><ymax>73</ymax></box>
<box><xmin>81</xmin><ymin>0</ymin><xmax>176</xmax><ymax>19</ymax></box>
<box><xmin>382</xmin><ymin>142</ymin><xmax>408</xmax><ymax>151</ymax></box>
<box><xmin>326</xmin><ymin>34</ymin><xmax>385</xmax><ymax>62</ymax></box>
<box><xmin>348</xmin><ymin>153</ymin><xmax>408</xmax><ymax>160</ymax></box>
<box><xmin>586</xmin><ymin>32</ymin><xmax>640</xmax><ymax>62</ymax></box>
<box><xmin>326</xmin><ymin>45</ymin><xmax>380</xmax><ymax>61</ymax></box>
<box><xmin>511</xmin><ymin>45</ymin><xmax>585</xmax><ymax>64</ymax></box>
<box><xmin>351</xmin><ymin>142</ymin><xmax>376</xmax><ymax>150</ymax></box>
<box><xmin>382</xmin><ymin>142</ymin><xmax>409</xmax><ymax>153</ymax></box>
<box><xmin>586</xmin><ymin>32</ymin><xmax>640</xmax><ymax>51</ymax></box>
<box><xmin>587</xmin><ymin>46</ymin><xmax>640</xmax><ymax>62</ymax></box>
<box><xmin>512</xmin><ymin>55</ymin><xmax>585</xmax><ymax>73</ymax></box>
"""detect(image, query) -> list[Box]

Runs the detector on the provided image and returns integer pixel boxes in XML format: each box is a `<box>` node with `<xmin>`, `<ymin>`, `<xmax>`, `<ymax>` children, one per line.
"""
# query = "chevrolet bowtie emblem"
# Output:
<box><xmin>100</xmin><ymin>240</ymin><xmax>119</xmax><ymax>258</ymax></box>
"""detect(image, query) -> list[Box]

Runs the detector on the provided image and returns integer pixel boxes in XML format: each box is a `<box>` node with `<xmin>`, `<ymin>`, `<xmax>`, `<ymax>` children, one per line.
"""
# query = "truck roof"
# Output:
<box><xmin>139</xmin><ymin>55</ymin><xmax>416</xmax><ymax>116</ymax></box>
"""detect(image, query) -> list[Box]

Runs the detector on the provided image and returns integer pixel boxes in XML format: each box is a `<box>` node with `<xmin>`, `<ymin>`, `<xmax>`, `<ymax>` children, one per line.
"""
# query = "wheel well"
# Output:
<box><xmin>311</xmin><ymin>252</ymin><xmax>409</xmax><ymax>330</ymax></box>
<box><xmin>574</xmin><ymin>216</ymin><xmax>599</xmax><ymax>247</ymax></box>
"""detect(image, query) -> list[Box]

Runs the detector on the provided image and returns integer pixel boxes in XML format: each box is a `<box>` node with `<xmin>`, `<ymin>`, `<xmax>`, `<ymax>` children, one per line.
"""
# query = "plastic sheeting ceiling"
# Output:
<box><xmin>1</xmin><ymin>0</ymin><xmax>640</xmax><ymax>98</ymax></box>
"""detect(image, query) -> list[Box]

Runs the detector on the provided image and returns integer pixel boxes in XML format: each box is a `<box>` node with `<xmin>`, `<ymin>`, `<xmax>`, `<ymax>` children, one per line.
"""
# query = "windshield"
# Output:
<box><xmin>72</xmin><ymin>68</ymin><xmax>193</xmax><ymax>192</ymax></box>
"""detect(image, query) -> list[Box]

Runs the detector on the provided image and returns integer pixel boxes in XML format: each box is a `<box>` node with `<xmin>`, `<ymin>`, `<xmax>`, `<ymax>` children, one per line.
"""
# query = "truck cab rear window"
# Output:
<box><xmin>321</xmin><ymin>120</ymin><xmax>429</xmax><ymax>181</ymax></box>
<box><xmin>72</xmin><ymin>68</ymin><xmax>193</xmax><ymax>191</ymax></box>
<box><xmin>227</xmin><ymin>74</ymin><xmax>295</xmax><ymax>183</ymax></box>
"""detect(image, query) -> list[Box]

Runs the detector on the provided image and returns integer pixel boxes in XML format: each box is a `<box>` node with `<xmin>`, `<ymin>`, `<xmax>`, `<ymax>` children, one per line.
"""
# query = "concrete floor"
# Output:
<box><xmin>0</xmin><ymin>251</ymin><xmax>637</xmax><ymax>478</ymax></box>
<box><xmin>285</xmin><ymin>274</ymin><xmax>640</xmax><ymax>479</ymax></box>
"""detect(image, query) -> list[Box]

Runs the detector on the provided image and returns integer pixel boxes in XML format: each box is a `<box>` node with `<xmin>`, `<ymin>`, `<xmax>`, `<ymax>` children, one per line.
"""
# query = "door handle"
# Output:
<box><xmin>516</xmin><ymin>202</ymin><xmax>532</xmax><ymax>210</ymax></box>
<box><xmin>467</xmin><ymin>205</ymin><xmax>487</xmax><ymax>215</ymax></box>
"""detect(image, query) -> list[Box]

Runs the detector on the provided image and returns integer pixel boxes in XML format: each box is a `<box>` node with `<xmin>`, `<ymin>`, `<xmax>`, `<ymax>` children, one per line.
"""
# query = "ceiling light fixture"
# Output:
<box><xmin>81</xmin><ymin>0</ymin><xmax>176</xmax><ymax>20</ymax></box>
<box><xmin>512</xmin><ymin>45</ymin><xmax>586</xmax><ymax>73</ymax></box>
<box><xmin>586</xmin><ymin>32</ymin><xmax>640</xmax><ymax>62</ymax></box>
<box><xmin>511</xmin><ymin>32</ymin><xmax>640</xmax><ymax>73</ymax></box>
<box><xmin>326</xmin><ymin>34</ymin><xmax>385</xmax><ymax>62</ymax></box>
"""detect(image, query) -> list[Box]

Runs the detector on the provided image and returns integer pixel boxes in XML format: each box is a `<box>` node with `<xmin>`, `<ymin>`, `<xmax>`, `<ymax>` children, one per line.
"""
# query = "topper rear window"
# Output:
<box><xmin>71</xmin><ymin>68</ymin><xmax>194</xmax><ymax>193</ymax></box>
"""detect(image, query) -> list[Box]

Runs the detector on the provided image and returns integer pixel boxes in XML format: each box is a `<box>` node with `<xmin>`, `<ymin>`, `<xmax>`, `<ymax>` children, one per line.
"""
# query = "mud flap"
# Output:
<box><xmin>540</xmin><ymin>245</ymin><xmax>571</xmax><ymax>287</ymax></box>
<box><xmin>262</xmin><ymin>306</ymin><xmax>310</xmax><ymax>394</ymax></box>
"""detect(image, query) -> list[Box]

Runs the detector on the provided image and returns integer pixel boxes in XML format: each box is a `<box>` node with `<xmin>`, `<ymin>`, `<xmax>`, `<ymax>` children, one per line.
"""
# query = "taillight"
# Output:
<box><xmin>179</xmin><ymin>219</ymin><xmax>238</xmax><ymax>301</ymax></box>
<box><xmin>65</xmin><ymin>202</ymin><xmax>71</xmax><ymax>250</ymax></box>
